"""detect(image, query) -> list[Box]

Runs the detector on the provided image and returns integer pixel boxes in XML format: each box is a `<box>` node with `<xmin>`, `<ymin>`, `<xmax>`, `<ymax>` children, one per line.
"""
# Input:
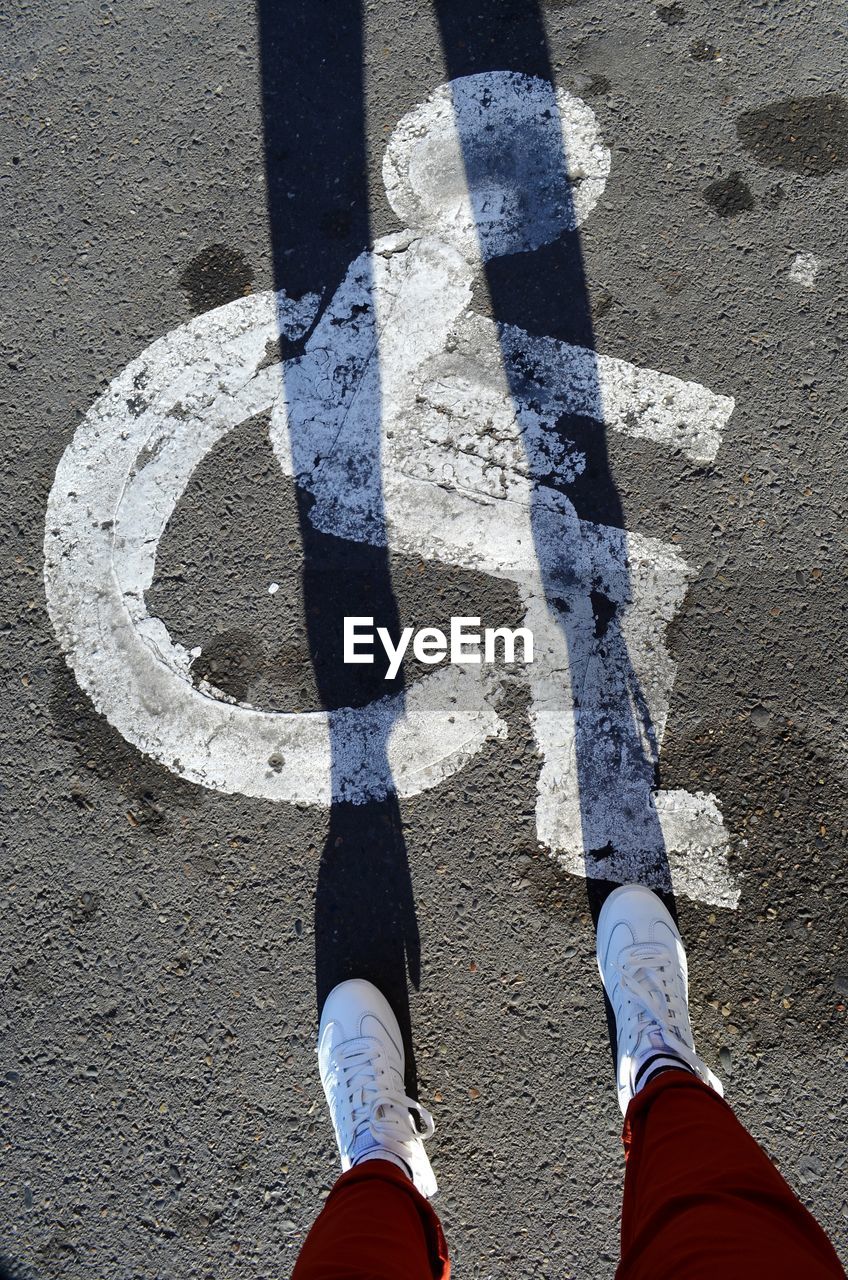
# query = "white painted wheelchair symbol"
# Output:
<box><xmin>44</xmin><ymin>72</ymin><xmax>739</xmax><ymax>907</ymax></box>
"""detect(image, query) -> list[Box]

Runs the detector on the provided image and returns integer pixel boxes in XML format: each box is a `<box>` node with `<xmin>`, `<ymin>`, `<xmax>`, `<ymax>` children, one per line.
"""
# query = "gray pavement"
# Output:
<box><xmin>2</xmin><ymin>1</ymin><xmax>847</xmax><ymax>1276</ymax></box>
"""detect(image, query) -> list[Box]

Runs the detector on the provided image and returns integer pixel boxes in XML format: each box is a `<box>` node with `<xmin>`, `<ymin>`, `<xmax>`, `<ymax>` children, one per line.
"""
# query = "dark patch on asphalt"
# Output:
<box><xmin>260</xmin><ymin>636</ymin><xmax>322</xmax><ymax>710</ymax></box>
<box><xmin>737</xmin><ymin>93</ymin><xmax>848</xmax><ymax>175</ymax></box>
<box><xmin>586</xmin><ymin>73</ymin><xmax>610</xmax><ymax>96</ymax></box>
<box><xmin>48</xmin><ymin>661</ymin><xmax>204</xmax><ymax>827</ymax></box>
<box><xmin>655</xmin><ymin>1</ymin><xmax>686</xmax><ymax>25</ymax></box>
<box><xmin>178</xmin><ymin>244</ymin><xmax>255</xmax><ymax>314</ymax></box>
<box><xmin>703</xmin><ymin>171</ymin><xmax>755</xmax><ymax>217</ymax></box>
<box><xmin>190</xmin><ymin>628</ymin><xmax>266</xmax><ymax>701</ymax></box>
<box><xmin>689</xmin><ymin>38</ymin><xmax>719</xmax><ymax>61</ymax></box>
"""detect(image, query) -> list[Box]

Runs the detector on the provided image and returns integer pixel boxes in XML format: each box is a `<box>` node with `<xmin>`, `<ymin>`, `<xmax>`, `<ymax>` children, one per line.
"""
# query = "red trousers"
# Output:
<box><xmin>291</xmin><ymin>1072</ymin><xmax>845</xmax><ymax>1279</ymax></box>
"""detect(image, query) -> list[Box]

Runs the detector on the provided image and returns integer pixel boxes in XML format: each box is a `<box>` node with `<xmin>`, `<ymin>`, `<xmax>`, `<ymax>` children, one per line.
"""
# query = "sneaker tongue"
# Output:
<box><xmin>350</xmin><ymin>1125</ymin><xmax>379</xmax><ymax>1162</ymax></box>
<box><xmin>643</xmin><ymin>1027</ymin><xmax>673</xmax><ymax>1054</ymax></box>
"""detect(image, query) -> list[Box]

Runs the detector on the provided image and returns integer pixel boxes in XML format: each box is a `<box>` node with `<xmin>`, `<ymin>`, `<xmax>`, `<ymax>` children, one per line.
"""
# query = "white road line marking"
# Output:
<box><xmin>44</xmin><ymin>291</ymin><xmax>507</xmax><ymax>807</ymax></box>
<box><xmin>383</xmin><ymin>73</ymin><xmax>610</xmax><ymax>257</ymax></box>
<box><xmin>44</xmin><ymin>72</ymin><xmax>739</xmax><ymax>907</ymax></box>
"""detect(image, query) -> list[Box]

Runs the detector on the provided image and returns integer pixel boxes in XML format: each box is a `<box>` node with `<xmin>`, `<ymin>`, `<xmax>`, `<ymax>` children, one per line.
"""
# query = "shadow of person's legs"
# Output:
<box><xmin>432</xmin><ymin>0</ymin><xmax>676</xmax><ymax>1072</ymax></box>
<box><xmin>257</xmin><ymin>0</ymin><xmax>422</xmax><ymax>1089</ymax></box>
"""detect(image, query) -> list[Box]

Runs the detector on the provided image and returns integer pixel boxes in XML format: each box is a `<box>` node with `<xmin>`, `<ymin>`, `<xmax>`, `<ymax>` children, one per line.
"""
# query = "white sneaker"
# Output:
<box><xmin>596</xmin><ymin>884</ymin><xmax>724</xmax><ymax>1115</ymax></box>
<box><xmin>317</xmin><ymin>979</ymin><xmax>438</xmax><ymax>1198</ymax></box>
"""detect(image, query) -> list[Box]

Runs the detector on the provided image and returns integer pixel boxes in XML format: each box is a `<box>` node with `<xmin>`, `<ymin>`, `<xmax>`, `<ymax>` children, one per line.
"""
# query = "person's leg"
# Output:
<box><xmin>597</xmin><ymin>885</ymin><xmax>845</xmax><ymax>1280</ymax></box>
<box><xmin>619</xmin><ymin>1069</ymin><xmax>845</xmax><ymax>1279</ymax></box>
<box><xmin>292</xmin><ymin>1160</ymin><xmax>448</xmax><ymax>1280</ymax></box>
<box><xmin>291</xmin><ymin>978</ymin><xmax>449</xmax><ymax>1279</ymax></box>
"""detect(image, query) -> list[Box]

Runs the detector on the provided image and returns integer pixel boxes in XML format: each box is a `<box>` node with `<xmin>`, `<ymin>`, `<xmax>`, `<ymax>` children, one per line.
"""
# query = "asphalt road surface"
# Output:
<box><xmin>3</xmin><ymin>1</ymin><xmax>847</xmax><ymax>1277</ymax></box>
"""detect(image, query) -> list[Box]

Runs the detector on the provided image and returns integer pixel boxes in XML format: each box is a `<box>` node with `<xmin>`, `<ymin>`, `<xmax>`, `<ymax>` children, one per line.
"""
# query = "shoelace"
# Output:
<box><xmin>614</xmin><ymin>944</ymin><xmax>687</xmax><ymax>1046</ymax></box>
<box><xmin>333</xmin><ymin>1041</ymin><xmax>435</xmax><ymax>1150</ymax></box>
